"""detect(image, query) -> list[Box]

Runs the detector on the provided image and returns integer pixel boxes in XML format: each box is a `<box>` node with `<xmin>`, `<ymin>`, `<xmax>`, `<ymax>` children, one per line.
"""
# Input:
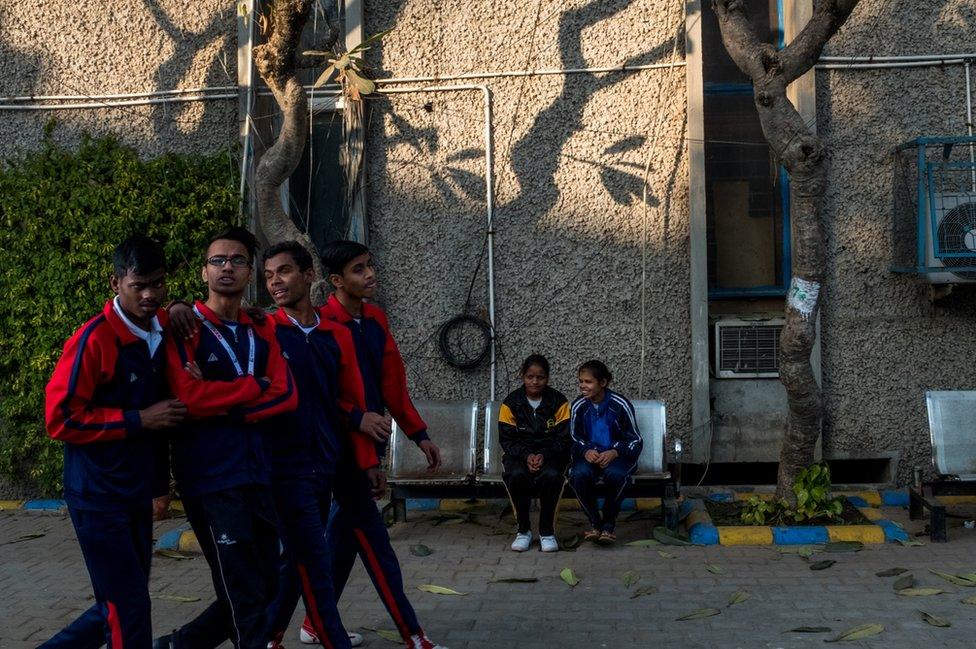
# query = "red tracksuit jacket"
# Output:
<box><xmin>45</xmin><ymin>300</ymin><xmax>170</xmax><ymax>510</ymax></box>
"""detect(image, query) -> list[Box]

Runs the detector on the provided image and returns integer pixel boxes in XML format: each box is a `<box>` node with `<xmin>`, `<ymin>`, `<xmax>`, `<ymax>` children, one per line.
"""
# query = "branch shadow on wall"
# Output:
<box><xmin>140</xmin><ymin>0</ymin><xmax>235</xmax><ymax>145</ymax></box>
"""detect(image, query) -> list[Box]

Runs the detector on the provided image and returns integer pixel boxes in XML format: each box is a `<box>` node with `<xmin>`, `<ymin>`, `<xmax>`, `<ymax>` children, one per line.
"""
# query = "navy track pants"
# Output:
<box><xmin>569</xmin><ymin>456</ymin><xmax>636</xmax><ymax>532</ymax></box>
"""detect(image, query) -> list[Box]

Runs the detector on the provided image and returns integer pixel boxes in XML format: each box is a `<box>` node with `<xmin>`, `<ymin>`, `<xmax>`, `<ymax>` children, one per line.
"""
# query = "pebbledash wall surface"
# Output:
<box><xmin>1</xmin><ymin>0</ymin><xmax>973</xmax><ymax>485</ymax></box>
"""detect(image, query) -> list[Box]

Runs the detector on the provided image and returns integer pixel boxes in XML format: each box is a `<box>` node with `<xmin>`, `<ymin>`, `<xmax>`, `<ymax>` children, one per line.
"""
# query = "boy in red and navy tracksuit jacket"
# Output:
<box><xmin>42</xmin><ymin>236</ymin><xmax>186</xmax><ymax>649</ymax></box>
<box><xmin>262</xmin><ymin>241</ymin><xmax>383</xmax><ymax>649</ymax></box>
<box><xmin>317</xmin><ymin>240</ymin><xmax>448</xmax><ymax>649</ymax></box>
<box><xmin>154</xmin><ymin>227</ymin><xmax>297</xmax><ymax>649</ymax></box>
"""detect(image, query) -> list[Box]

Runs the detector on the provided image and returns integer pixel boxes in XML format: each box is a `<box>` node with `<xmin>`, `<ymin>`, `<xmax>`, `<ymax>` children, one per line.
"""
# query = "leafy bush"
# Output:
<box><xmin>0</xmin><ymin>130</ymin><xmax>239</xmax><ymax>494</ymax></box>
<box><xmin>740</xmin><ymin>462</ymin><xmax>844</xmax><ymax>525</ymax></box>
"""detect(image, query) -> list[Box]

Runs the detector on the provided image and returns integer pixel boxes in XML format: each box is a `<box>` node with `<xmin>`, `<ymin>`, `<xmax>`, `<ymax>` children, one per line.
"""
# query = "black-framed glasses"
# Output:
<box><xmin>207</xmin><ymin>255</ymin><xmax>251</xmax><ymax>268</ymax></box>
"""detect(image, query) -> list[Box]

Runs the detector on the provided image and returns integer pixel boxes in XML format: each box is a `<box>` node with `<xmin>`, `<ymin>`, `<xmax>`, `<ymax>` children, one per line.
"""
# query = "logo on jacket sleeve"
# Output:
<box><xmin>130</xmin><ymin>372</ymin><xmax>138</xmax><ymax>383</ymax></box>
<box><xmin>207</xmin><ymin>353</ymin><xmax>219</xmax><ymax>363</ymax></box>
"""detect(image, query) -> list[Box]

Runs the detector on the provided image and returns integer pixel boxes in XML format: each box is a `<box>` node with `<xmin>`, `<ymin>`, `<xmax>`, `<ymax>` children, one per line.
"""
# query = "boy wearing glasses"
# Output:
<box><xmin>154</xmin><ymin>227</ymin><xmax>297</xmax><ymax>649</ymax></box>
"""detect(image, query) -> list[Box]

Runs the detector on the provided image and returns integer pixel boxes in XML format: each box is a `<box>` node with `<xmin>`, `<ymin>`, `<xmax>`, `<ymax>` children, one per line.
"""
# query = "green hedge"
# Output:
<box><xmin>0</xmin><ymin>130</ymin><xmax>239</xmax><ymax>495</ymax></box>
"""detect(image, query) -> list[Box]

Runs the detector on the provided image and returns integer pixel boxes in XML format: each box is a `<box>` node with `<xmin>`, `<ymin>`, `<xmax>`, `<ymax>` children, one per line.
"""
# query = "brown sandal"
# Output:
<box><xmin>596</xmin><ymin>530</ymin><xmax>616</xmax><ymax>545</ymax></box>
<box><xmin>584</xmin><ymin>529</ymin><xmax>601</xmax><ymax>542</ymax></box>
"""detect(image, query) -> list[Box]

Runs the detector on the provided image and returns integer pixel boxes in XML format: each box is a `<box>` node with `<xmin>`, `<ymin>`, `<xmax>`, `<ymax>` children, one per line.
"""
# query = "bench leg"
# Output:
<box><xmin>663</xmin><ymin>483</ymin><xmax>679</xmax><ymax>532</ymax></box>
<box><xmin>391</xmin><ymin>496</ymin><xmax>407</xmax><ymax>523</ymax></box>
<box><xmin>909</xmin><ymin>487</ymin><xmax>924</xmax><ymax>520</ymax></box>
<box><xmin>930</xmin><ymin>503</ymin><xmax>948</xmax><ymax>543</ymax></box>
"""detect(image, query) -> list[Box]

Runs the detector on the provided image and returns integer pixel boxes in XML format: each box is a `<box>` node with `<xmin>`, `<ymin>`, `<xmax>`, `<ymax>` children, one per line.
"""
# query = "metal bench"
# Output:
<box><xmin>909</xmin><ymin>391</ymin><xmax>976</xmax><ymax>542</ymax></box>
<box><xmin>481</xmin><ymin>399</ymin><xmax>680</xmax><ymax>529</ymax></box>
<box><xmin>387</xmin><ymin>399</ymin><xmax>479</xmax><ymax>521</ymax></box>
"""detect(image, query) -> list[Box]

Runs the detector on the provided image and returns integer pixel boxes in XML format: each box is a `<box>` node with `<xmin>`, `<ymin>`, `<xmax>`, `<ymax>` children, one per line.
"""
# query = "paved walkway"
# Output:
<box><xmin>3</xmin><ymin>504</ymin><xmax>976</xmax><ymax>648</ymax></box>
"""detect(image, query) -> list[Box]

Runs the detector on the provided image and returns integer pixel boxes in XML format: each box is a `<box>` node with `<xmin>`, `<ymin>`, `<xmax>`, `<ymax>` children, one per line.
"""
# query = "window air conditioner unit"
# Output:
<box><xmin>714</xmin><ymin>318</ymin><xmax>784</xmax><ymax>379</ymax></box>
<box><xmin>925</xmin><ymin>192</ymin><xmax>976</xmax><ymax>284</ymax></box>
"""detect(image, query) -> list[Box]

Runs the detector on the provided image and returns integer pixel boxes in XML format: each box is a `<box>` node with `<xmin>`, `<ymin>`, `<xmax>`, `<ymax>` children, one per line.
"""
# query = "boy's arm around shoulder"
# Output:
<box><xmin>239</xmin><ymin>320</ymin><xmax>299</xmax><ymax>422</ymax></box>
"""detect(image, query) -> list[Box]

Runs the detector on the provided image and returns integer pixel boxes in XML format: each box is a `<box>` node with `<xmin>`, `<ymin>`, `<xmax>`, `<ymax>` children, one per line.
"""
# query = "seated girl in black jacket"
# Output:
<box><xmin>498</xmin><ymin>355</ymin><xmax>570</xmax><ymax>553</ymax></box>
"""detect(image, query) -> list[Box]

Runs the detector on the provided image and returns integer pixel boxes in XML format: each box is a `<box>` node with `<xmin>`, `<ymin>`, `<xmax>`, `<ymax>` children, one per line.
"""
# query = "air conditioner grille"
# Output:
<box><xmin>718</xmin><ymin>324</ymin><xmax>782</xmax><ymax>375</ymax></box>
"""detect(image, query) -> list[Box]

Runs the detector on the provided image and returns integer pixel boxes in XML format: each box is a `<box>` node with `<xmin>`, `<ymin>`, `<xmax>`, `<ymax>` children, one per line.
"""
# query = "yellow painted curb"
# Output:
<box><xmin>857</xmin><ymin>507</ymin><xmax>884</xmax><ymax>522</ymax></box>
<box><xmin>169</xmin><ymin>500</ymin><xmax>185</xmax><ymax>513</ymax></box>
<box><xmin>827</xmin><ymin>525</ymin><xmax>885</xmax><ymax>543</ymax></box>
<box><xmin>934</xmin><ymin>495</ymin><xmax>976</xmax><ymax>505</ymax></box>
<box><xmin>0</xmin><ymin>500</ymin><xmax>24</xmax><ymax>510</ymax></box>
<box><xmin>835</xmin><ymin>491</ymin><xmax>882</xmax><ymax>507</ymax></box>
<box><xmin>635</xmin><ymin>498</ymin><xmax>659</xmax><ymax>510</ymax></box>
<box><xmin>733</xmin><ymin>492</ymin><xmax>776</xmax><ymax>502</ymax></box>
<box><xmin>718</xmin><ymin>526</ymin><xmax>774</xmax><ymax>545</ymax></box>
<box><xmin>439</xmin><ymin>499</ymin><xmax>478</xmax><ymax>512</ymax></box>
<box><xmin>178</xmin><ymin>531</ymin><xmax>202</xmax><ymax>553</ymax></box>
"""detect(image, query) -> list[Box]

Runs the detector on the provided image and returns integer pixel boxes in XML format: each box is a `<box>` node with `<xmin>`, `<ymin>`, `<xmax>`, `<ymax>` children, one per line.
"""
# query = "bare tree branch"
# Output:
<box><xmin>252</xmin><ymin>0</ymin><xmax>329</xmax><ymax>303</ymax></box>
<box><xmin>779</xmin><ymin>0</ymin><xmax>859</xmax><ymax>83</ymax></box>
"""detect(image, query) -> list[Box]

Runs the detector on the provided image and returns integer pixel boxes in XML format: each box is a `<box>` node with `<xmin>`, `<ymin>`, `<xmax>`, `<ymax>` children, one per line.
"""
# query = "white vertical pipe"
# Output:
<box><xmin>377</xmin><ymin>85</ymin><xmax>496</xmax><ymax>400</ymax></box>
<box><xmin>965</xmin><ymin>62</ymin><xmax>975</xmax><ymax>192</ymax></box>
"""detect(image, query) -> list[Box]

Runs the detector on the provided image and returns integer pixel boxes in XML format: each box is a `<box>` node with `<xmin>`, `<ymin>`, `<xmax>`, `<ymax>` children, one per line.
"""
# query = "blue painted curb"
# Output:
<box><xmin>876</xmin><ymin>519</ymin><xmax>910</xmax><ymax>543</ymax></box>
<box><xmin>771</xmin><ymin>526</ymin><xmax>830</xmax><ymax>545</ymax></box>
<box><xmin>22</xmin><ymin>499</ymin><xmax>66</xmax><ymax>510</ymax></box>
<box><xmin>846</xmin><ymin>496</ymin><xmax>870</xmax><ymax>508</ymax></box>
<box><xmin>882</xmin><ymin>490</ymin><xmax>910</xmax><ymax>507</ymax></box>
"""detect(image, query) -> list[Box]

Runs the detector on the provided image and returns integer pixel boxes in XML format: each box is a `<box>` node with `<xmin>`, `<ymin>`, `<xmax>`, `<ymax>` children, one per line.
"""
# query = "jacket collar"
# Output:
<box><xmin>102</xmin><ymin>299</ymin><xmax>167</xmax><ymax>344</ymax></box>
<box><xmin>324</xmin><ymin>293</ymin><xmax>377</xmax><ymax>323</ymax></box>
<box><xmin>194</xmin><ymin>300</ymin><xmax>253</xmax><ymax>328</ymax></box>
<box><xmin>587</xmin><ymin>389</ymin><xmax>612</xmax><ymax>415</ymax></box>
<box><xmin>272</xmin><ymin>306</ymin><xmax>329</xmax><ymax>332</ymax></box>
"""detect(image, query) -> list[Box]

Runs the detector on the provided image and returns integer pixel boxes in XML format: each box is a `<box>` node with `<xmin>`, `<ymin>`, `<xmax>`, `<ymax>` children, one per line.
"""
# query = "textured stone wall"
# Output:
<box><xmin>362</xmin><ymin>0</ymin><xmax>692</xmax><ymax>443</ymax></box>
<box><xmin>817</xmin><ymin>0</ymin><xmax>976</xmax><ymax>482</ymax></box>
<box><xmin>0</xmin><ymin>1</ymin><xmax>238</xmax><ymax>159</ymax></box>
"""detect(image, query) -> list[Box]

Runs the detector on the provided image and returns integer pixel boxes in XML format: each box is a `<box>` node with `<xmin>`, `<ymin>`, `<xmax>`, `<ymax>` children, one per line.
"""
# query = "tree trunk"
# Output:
<box><xmin>252</xmin><ymin>0</ymin><xmax>337</xmax><ymax>304</ymax></box>
<box><xmin>711</xmin><ymin>0</ymin><xmax>861</xmax><ymax>499</ymax></box>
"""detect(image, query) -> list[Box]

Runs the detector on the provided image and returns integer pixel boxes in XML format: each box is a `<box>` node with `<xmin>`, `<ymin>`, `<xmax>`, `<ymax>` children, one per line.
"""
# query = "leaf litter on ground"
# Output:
<box><xmin>809</xmin><ymin>560</ymin><xmax>836</xmax><ymax>571</ymax></box>
<box><xmin>154</xmin><ymin>549</ymin><xmax>194</xmax><ymax>560</ymax></box>
<box><xmin>895</xmin><ymin>587</ymin><xmax>945</xmax><ymax>597</ymax></box>
<box><xmin>416</xmin><ymin>584</ymin><xmax>466</xmax><ymax>596</ymax></box>
<box><xmin>153</xmin><ymin>594</ymin><xmax>200</xmax><ymax>603</ymax></box>
<box><xmin>705</xmin><ymin>564</ymin><xmax>726</xmax><ymax>575</ymax></box>
<box><xmin>823</xmin><ymin>541</ymin><xmax>863</xmax><ymax>553</ymax></box>
<box><xmin>630</xmin><ymin>585</ymin><xmax>657</xmax><ymax>600</ymax></box>
<box><xmin>653</xmin><ymin>526</ymin><xmax>694</xmax><ymax>546</ymax></box>
<box><xmin>621</xmin><ymin>570</ymin><xmax>640</xmax><ymax>588</ymax></box>
<box><xmin>675</xmin><ymin>608</ymin><xmax>721</xmax><ymax>621</ymax></box>
<box><xmin>875</xmin><ymin>567</ymin><xmax>908</xmax><ymax>577</ymax></box>
<box><xmin>560</xmin><ymin>568</ymin><xmax>580</xmax><ymax>587</ymax></box>
<box><xmin>626</xmin><ymin>539</ymin><xmax>661</xmax><ymax>547</ymax></box>
<box><xmin>929</xmin><ymin>568</ymin><xmax>976</xmax><ymax>587</ymax></box>
<box><xmin>409</xmin><ymin>544</ymin><xmax>432</xmax><ymax>557</ymax></box>
<box><xmin>786</xmin><ymin>626</ymin><xmax>832</xmax><ymax>634</ymax></box>
<box><xmin>919</xmin><ymin>611</ymin><xmax>951</xmax><ymax>628</ymax></box>
<box><xmin>489</xmin><ymin>577</ymin><xmax>539</xmax><ymax>584</ymax></box>
<box><xmin>893</xmin><ymin>574</ymin><xmax>915</xmax><ymax>591</ymax></box>
<box><xmin>727</xmin><ymin>591</ymin><xmax>750</xmax><ymax>607</ymax></box>
<box><xmin>824</xmin><ymin>623</ymin><xmax>884</xmax><ymax>642</ymax></box>
<box><xmin>657</xmin><ymin>550</ymin><xmax>676</xmax><ymax>559</ymax></box>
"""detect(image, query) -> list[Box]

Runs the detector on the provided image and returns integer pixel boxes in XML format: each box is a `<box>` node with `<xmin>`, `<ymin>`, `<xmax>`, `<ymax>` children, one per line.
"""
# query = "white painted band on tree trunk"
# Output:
<box><xmin>786</xmin><ymin>278</ymin><xmax>821</xmax><ymax>319</ymax></box>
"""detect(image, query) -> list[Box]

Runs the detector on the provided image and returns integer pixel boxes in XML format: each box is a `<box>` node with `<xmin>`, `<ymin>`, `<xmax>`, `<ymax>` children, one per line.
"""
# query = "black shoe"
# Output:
<box><xmin>153</xmin><ymin>632</ymin><xmax>177</xmax><ymax>649</ymax></box>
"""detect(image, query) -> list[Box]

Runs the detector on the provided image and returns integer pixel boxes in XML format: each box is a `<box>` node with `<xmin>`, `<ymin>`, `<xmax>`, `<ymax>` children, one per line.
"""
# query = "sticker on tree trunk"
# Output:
<box><xmin>787</xmin><ymin>277</ymin><xmax>820</xmax><ymax>318</ymax></box>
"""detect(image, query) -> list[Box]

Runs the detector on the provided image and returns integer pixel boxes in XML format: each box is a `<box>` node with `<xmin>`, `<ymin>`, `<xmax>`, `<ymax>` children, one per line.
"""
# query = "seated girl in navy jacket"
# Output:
<box><xmin>568</xmin><ymin>360</ymin><xmax>643</xmax><ymax>544</ymax></box>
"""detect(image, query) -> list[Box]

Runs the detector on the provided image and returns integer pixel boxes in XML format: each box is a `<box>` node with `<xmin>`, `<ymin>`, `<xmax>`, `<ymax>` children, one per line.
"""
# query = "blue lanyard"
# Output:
<box><xmin>194</xmin><ymin>306</ymin><xmax>255</xmax><ymax>377</ymax></box>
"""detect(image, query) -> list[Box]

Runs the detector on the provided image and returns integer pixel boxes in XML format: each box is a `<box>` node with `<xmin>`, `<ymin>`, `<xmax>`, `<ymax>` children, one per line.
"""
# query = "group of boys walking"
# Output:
<box><xmin>43</xmin><ymin>227</ymin><xmax>448</xmax><ymax>649</ymax></box>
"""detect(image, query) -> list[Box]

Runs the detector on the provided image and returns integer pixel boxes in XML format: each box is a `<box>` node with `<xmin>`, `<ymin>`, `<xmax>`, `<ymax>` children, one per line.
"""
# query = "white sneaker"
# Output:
<box><xmin>539</xmin><ymin>535</ymin><xmax>559</xmax><ymax>552</ymax></box>
<box><xmin>510</xmin><ymin>531</ymin><xmax>533</xmax><ymax>552</ymax></box>
<box><xmin>299</xmin><ymin>626</ymin><xmax>364</xmax><ymax>646</ymax></box>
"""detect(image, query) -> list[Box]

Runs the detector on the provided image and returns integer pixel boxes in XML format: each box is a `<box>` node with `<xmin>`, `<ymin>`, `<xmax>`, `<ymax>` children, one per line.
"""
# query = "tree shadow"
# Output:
<box><xmin>139</xmin><ymin>0</ymin><xmax>235</xmax><ymax>144</ymax></box>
